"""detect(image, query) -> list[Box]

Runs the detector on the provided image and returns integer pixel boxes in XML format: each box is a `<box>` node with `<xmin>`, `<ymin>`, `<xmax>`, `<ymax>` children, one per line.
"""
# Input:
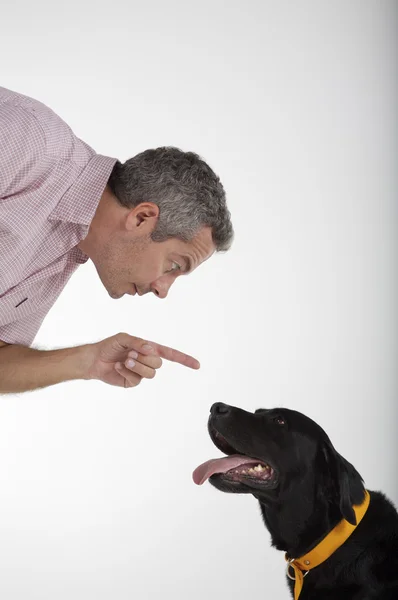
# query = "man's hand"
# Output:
<box><xmin>82</xmin><ymin>333</ymin><xmax>200</xmax><ymax>388</ymax></box>
<box><xmin>0</xmin><ymin>334</ymin><xmax>200</xmax><ymax>394</ymax></box>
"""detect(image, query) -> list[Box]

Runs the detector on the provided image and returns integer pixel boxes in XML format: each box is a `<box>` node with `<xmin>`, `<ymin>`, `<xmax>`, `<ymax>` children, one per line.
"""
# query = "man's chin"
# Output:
<box><xmin>109</xmin><ymin>292</ymin><xmax>123</xmax><ymax>299</ymax></box>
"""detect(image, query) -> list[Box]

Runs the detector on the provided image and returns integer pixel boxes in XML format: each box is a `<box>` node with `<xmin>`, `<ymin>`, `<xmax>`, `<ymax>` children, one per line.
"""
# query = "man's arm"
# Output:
<box><xmin>0</xmin><ymin>333</ymin><xmax>200</xmax><ymax>394</ymax></box>
<box><xmin>0</xmin><ymin>341</ymin><xmax>90</xmax><ymax>393</ymax></box>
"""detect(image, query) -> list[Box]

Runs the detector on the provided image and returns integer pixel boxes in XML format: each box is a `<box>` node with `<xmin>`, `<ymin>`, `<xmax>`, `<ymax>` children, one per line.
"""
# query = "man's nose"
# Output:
<box><xmin>151</xmin><ymin>277</ymin><xmax>173</xmax><ymax>299</ymax></box>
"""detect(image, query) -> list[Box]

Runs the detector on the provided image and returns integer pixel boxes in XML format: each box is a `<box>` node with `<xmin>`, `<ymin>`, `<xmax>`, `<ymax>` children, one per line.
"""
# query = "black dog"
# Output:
<box><xmin>193</xmin><ymin>403</ymin><xmax>398</xmax><ymax>599</ymax></box>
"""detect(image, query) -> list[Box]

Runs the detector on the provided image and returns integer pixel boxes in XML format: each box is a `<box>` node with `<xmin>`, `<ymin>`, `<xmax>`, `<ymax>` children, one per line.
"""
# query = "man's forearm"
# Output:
<box><xmin>0</xmin><ymin>344</ymin><xmax>90</xmax><ymax>393</ymax></box>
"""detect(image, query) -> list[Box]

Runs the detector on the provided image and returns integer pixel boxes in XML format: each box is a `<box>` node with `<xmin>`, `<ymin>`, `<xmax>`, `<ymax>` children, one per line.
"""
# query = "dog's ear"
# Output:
<box><xmin>322</xmin><ymin>440</ymin><xmax>364</xmax><ymax>526</ymax></box>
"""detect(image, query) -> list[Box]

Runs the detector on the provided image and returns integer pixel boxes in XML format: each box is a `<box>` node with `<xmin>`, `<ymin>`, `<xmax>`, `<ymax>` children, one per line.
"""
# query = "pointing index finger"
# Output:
<box><xmin>142</xmin><ymin>342</ymin><xmax>200</xmax><ymax>370</ymax></box>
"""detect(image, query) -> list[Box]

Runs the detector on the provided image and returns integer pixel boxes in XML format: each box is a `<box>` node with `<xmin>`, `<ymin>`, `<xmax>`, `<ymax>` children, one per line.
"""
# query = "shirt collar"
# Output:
<box><xmin>49</xmin><ymin>154</ymin><xmax>117</xmax><ymax>226</ymax></box>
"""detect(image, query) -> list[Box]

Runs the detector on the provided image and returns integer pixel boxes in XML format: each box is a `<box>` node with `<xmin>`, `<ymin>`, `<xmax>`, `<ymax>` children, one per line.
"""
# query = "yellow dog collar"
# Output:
<box><xmin>285</xmin><ymin>490</ymin><xmax>371</xmax><ymax>600</ymax></box>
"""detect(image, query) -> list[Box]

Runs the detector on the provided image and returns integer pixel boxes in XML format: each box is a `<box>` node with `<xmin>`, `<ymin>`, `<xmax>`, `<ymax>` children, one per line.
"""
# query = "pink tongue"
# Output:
<box><xmin>192</xmin><ymin>455</ymin><xmax>258</xmax><ymax>485</ymax></box>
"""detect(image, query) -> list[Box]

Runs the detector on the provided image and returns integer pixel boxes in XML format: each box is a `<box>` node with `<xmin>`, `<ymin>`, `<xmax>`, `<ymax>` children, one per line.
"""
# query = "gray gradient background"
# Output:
<box><xmin>0</xmin><ymin>1</ymin><xmax>397</xmax><ymax>599</ymax></box>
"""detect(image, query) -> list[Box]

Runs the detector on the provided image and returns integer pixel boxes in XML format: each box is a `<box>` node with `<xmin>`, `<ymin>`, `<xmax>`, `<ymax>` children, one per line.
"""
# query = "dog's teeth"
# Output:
<box><xmin>248</xmin><ymin>468</ymin><xmax>255</xmax><ymax>473</ymax></box>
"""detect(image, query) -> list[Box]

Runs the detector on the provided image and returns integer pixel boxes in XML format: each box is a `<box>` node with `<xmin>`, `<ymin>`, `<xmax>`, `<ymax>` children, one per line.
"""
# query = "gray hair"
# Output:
<box><xmin>108</xmin><ymin>147</ymin><xmax>233</xmax><ymax>251</ymax></box>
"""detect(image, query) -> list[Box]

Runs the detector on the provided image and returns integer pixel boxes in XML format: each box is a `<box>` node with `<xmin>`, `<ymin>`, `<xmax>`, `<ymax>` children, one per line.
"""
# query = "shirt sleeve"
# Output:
<box><xmin>0</xmin><ymin>312</ymin><xmax>45</xmax><ymax>347</ymax></box>
<box><xmin>0</xmin><ymin>101</ymin><xmax>46</xmax><ymax>198</ymax></box>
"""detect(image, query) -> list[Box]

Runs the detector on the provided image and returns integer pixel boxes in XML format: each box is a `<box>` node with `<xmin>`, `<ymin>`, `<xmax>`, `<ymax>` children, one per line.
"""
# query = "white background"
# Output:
<box><xmin>0</xmin><ymin>1</ymin><xmax>397</xmax><ymax>598</ymax></box>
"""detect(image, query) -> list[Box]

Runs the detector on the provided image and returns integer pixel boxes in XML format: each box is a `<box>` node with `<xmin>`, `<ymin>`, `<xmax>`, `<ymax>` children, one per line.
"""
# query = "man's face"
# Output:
<box><xmin>93</xmin><ymin>222</ymin><xmax>215</xmax><ymax>300</ymax></box>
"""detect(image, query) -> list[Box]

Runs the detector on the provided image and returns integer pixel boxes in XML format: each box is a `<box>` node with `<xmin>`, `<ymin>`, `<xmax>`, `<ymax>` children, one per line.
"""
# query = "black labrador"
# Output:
<box><xmin>193</xmin><ymin>403</ymin><xmax>398</xmax><ymax>599</ymax></box>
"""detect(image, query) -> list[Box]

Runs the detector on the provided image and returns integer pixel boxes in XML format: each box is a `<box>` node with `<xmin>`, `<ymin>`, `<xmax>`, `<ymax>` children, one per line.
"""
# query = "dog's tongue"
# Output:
<box><xmin>192</xmin><ymin>455</ymin><xmax>257</xmax><ymax>485</ymax></box>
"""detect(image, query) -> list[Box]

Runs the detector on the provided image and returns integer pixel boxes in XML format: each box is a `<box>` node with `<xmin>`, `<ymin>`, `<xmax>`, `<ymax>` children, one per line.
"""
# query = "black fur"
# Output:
<box><xmin>205</xmin><ymin>403</ymin><xmax>398</xmax><ymax>599</ymax></box>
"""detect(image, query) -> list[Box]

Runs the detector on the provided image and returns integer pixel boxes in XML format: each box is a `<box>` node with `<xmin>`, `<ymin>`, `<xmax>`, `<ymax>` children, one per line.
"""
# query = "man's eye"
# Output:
<box><xmin>166</xmin><ymin>262</ymin><xmax>181</xmax><ymax>273</ymax></box>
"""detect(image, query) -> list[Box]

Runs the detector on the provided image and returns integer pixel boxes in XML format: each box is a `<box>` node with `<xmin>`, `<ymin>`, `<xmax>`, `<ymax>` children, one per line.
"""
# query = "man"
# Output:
<box><xmin>0</xmin><ymin>87</ymin><xmax>233</xmax><ymax>394</ymax></box>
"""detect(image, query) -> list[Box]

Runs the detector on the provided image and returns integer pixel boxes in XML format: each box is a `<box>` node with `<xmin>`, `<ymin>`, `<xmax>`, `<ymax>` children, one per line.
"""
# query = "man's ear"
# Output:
<box><xmin>125</xmin><ymin>202</ymin><xmax>159</xmax><ymax>233</ymax></box>
<box><xmin>322</xmin><ymin>440</ymin><xmax>364</xmax><ymax>526</ymax></box>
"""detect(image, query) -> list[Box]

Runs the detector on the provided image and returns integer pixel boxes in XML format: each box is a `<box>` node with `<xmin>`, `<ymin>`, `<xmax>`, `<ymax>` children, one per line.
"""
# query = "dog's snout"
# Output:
<box><xmin>211</xmin><ymin>402</ymin><xmax>231</xmax><ymax>416</ymax></box>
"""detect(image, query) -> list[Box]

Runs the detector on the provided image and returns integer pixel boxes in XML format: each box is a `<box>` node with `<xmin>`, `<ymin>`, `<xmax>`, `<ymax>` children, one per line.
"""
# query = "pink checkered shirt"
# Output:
<box><xmin>0</xmin><ymin>87</ymin><xmax>117</xmax><ymax>346</ymax></box>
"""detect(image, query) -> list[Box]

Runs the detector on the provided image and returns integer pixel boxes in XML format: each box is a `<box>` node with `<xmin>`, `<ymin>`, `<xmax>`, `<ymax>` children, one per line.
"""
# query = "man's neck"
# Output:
<box><xmin>77</xmin><ymin>186</ymin><xmax>120</xmax><ymax>257</ymax></box>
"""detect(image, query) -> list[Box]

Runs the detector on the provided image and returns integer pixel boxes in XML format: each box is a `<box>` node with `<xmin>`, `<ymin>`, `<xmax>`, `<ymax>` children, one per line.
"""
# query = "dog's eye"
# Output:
<box><xmin>274</xmin><ymin>416</ymin><xmax>286</xmax><ymax>426</ymax></box>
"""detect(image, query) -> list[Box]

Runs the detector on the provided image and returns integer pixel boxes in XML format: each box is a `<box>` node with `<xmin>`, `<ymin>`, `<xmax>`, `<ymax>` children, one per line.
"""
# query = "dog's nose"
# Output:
<box><xmin>210</xmin><ymin>402</ymin><xmax>231</xmax><ymax>416</ymax></box>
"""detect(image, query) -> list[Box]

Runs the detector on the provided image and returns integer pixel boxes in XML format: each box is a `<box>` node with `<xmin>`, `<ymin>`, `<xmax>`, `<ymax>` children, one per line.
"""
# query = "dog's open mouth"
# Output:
<box><xmin>192</xmin><ymin>424</ymin><xmax>275</xmax><ymax>486</ymax></box>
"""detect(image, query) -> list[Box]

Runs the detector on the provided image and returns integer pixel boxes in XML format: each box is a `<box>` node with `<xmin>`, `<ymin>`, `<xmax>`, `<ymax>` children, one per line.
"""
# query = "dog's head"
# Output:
<box><xmin>193</xmin><ymin>403</ymin><xmax>364</xmax><ymax>526</ymax></box>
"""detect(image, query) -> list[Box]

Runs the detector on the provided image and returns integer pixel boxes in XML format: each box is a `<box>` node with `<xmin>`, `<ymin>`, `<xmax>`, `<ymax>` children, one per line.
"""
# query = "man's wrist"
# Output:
<box><xmin>67</xmin><ymin>344</ymin><xmax>96</xmax><ymax>381</ymax></box>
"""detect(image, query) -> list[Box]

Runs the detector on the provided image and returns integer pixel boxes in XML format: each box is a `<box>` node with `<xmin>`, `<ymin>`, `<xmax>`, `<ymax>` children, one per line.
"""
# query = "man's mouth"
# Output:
<box><xmin>132</xmin><ymin>285</ymin><xmax>150</xmax><ymax>297</ymax></box>
<box><xmin>192</xmin><ymin>425</ymin><xmax>275</xmax><ymax>486</ymax></box>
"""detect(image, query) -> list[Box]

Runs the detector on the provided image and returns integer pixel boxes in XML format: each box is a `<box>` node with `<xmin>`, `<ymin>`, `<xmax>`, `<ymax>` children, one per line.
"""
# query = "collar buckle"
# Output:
<box><xmin>286</xmin><ymin>557</ymin><xmax>309</xmax><ymax>581</ymax></box>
